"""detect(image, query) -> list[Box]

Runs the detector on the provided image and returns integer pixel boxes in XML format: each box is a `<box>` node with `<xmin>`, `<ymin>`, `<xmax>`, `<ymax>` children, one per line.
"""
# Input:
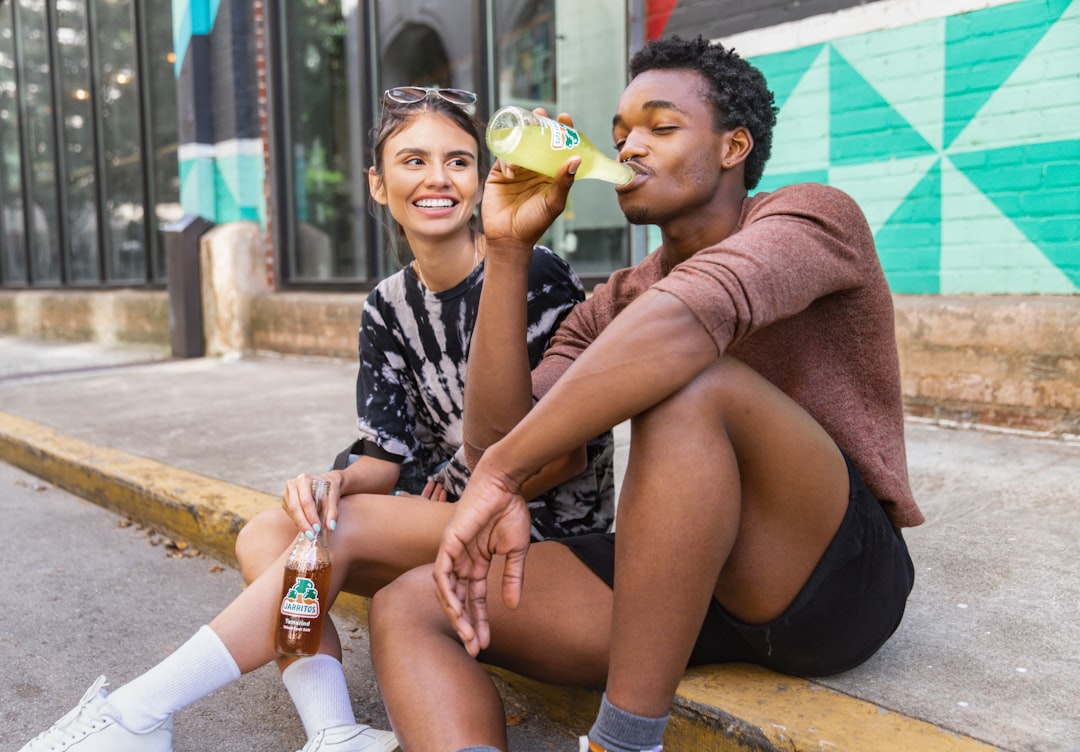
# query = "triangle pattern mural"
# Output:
<box><xmin>751</xmin><ymin>0</ymin><xmax>1080</xmax><ymax>294</ymax></box>
<box><xmin>940</xmin><ymin>158</ymin><xmax>1076</xmax><ymax>293</ymax></box>
<box><xmin>832</xmin><ymin>19</ymin><xmax>945</xmax><ymax>151</ymax></box>
<box><xmin>829</xmin><ymin>47</ymin><xmax>936</xmax><ymax>166</ymax></box>
<box><xmin>765</xmin><ymin>46</ymin><xmax>830</xmax><ymax>175</ymax></box>
<box><xmin>944</xmin><ymin>0</ymin><xmax>1071</xmax><ymax>148</ymax></box>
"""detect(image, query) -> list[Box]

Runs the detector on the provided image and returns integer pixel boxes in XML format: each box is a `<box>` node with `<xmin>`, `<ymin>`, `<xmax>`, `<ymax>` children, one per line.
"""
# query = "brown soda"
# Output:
<box><xmin>275</xmin><ymin>560</ymin><xmax>332</xmax><ymax>656</ymax></box>
<box><xmin>274</xmin><ymin>478</ymin><xmax>333</xmax><ymax>656</ymax></box>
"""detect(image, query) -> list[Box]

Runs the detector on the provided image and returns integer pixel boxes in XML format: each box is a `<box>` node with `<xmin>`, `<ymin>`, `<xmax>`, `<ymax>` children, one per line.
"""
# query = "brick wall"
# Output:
<box><xmin>696</xmin><ymin>0</ymin><xmax>1080</xmax><ymax>295</ymax></box>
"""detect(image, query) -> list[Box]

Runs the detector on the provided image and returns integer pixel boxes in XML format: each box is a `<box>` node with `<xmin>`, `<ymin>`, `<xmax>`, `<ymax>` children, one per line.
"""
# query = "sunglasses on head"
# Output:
<box><xmin>382</xmin><ymin>87</ymin><xmax>478</xmax><ymax>108</ymax></box>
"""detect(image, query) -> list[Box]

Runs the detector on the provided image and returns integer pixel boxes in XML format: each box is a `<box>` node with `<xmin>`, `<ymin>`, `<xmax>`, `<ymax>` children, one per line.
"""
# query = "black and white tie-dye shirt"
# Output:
<box><xmin>355</xmin><ymin>245</ymin><xmax>615</xmax><ymax>539</ymax></box>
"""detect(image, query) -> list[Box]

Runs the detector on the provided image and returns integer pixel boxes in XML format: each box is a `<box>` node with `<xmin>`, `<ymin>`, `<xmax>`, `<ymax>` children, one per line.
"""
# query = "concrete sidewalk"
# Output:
<box><xmin>1</xmin><ymin>335</ymin><xmax>1078</xmax><ymax>751</ymax></box>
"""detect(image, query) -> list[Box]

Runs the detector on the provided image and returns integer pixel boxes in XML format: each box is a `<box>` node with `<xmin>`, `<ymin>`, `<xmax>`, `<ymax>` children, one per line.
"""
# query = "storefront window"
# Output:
<box><xmin>16</xmin><ymin>0</ymin><xmax>62</xmax><ymax>284</ymax></box>
<box><xmin>278</xmin><ymin>0</ymin><xmax>353</xmax><ymax>282</ymax></box>
<box><xmin>0</xmin><ymin>4</ymin><xmax>28</xmax><ymax>285</ymax></box>
<box><xmin>371</xmin><ymin>0</ymin><xmax>478</xmax><ymax>278</ymax></box>
<box><xmin>56</xmin><ymin>0</ymin><xmax>101</xmax><ymax>283</ymax></box>
<box><xmin>142</xmin><ymin>0</ymin><xmax>179</xmax><ymax>281</ymax></box>
<box><xmin>494</xmin><ymin>0</ymin><xmax>629</xmax><ymax>275</ymax></box>
<box><xmin>93</xmin><ymin>0</ymin><xmax>146</xmax><ymax>283</ymax></box>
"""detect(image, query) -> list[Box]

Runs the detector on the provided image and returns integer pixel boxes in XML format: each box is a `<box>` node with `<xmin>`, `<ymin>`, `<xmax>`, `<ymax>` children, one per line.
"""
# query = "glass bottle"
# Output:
<box><xmin>486</xmin><ymin>105</ymin><xmax>633</xmax><ymax>185</ymax></box>
<box><xmin>274</xmin><ymin>479</ymin><xmax>333</xmax><ymax>656</ymax></box>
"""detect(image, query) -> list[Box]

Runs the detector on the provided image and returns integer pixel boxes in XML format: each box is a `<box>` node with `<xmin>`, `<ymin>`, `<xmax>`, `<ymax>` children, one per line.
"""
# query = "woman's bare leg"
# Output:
<box><xmin>214</xmin><ymin>494</ymin><xmax>455</xmax><ymax>672</ymax></box>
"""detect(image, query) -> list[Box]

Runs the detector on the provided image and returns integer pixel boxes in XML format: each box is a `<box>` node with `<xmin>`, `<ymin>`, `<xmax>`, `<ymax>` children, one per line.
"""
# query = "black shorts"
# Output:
<box><xmin>556</xmin><ymin>453</ymin><xmax>915</xmax><ymax>677</ymax></box>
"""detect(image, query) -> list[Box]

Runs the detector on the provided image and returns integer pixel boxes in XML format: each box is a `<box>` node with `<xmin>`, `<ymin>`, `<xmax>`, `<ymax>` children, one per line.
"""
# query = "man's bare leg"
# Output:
<box><xmin>371</xmin><ymin>543</ymin><xmax>613</xmax><ymax>751</ymax></box>
<box><xmin>606</xmin><ymin>355</ymin><xmax>848</xmax><ymax>718</ymax></box>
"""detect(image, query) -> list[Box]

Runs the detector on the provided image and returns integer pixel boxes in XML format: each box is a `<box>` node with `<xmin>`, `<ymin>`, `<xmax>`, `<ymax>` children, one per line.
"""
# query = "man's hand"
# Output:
<box><xmin>433</xmin><ymin>467</ymin><xmax>533</xmax><ymax>657</ymax></box>
<box><xmin>482</xmin><ymin>111</ymin><xmax>580</xmax><ymax>250</ymax></box>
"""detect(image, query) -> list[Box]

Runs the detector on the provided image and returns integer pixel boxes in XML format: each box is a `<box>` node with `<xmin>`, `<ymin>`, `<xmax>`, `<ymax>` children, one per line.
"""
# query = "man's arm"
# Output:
<box><xmin>436</xmin><ymin>287</ymin><xmax>718</xmax><ymax>655</ymax></box>
<box><xmin>462</xmin><ymin>238</ymin><xmax>535</xmax><ymax>452</ymax></box>
<box><xmin>486</xmin><ymin>287</ymin><xmax>716</xmax><ymax>490</ymax></box>
<box><xmin>463</xmin><ymin>123</ymin><xmax>587</xmax><ymax>473</ymax></box>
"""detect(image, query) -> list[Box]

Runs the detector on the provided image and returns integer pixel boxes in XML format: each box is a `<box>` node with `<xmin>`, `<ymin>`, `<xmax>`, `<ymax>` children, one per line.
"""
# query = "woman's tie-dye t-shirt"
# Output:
<box><xmin>355</xmin><ymin>245</ymin><xmax>615</xmax><ymax>540</ymax></box>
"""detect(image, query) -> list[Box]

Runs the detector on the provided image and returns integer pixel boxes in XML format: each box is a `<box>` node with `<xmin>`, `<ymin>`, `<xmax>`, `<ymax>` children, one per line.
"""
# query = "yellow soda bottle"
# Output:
<box><xmin>486</xmin><ymin>105</ymin><xmax>632</xmax><ymax>186</ymax></box>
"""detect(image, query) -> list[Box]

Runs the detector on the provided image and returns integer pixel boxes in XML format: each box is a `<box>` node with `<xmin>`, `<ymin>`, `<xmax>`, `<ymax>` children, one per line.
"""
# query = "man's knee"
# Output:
<box><xmin>370</xmin><ymin>565</ymin><xmax>438</xmax><ymax>640</ymax></box>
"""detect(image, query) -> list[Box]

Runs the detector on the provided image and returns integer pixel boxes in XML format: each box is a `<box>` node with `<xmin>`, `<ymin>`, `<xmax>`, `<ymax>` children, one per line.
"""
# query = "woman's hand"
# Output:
<box><xmin>433</xmin><ymin>466</ymin><xmax>533</xmax><ymax>656</ymax></box>
<box><xmin>280</xmin><ymin>470</ymin><xmax>345</xmax><ymax>536</ymax></box>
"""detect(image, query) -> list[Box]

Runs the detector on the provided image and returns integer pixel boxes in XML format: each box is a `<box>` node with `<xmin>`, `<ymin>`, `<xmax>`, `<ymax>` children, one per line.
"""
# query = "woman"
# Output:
<box><xmin>19</xmin><ymin>87</ymin><xmax>613</xmax><ymax>752</ymax></box>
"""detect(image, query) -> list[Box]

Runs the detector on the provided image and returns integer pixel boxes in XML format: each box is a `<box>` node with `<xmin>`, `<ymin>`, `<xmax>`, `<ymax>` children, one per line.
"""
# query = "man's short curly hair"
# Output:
<box><xmin>629</xmin><ymin>35</ymin><xmax>777</xmax><ymax>190</ymax></box>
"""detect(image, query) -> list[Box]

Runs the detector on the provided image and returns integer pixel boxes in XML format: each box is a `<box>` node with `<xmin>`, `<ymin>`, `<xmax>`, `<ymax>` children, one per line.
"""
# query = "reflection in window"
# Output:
<box><xmin>0</xmin><ymin>7</ymin><xmax>28</xmax><ymax>285</ymax></box>
<box><xmin>144</xmin><ymin>0</ymin><xmax>179</xmax><ymax>282</ymax></box>
<box><xmin>498</xmin><ymin>0</ymin><xmax>555</xmax><ymax>109</ymax></box>
<box><xmin>57</xmin><ymin>0</ymin><xmax>101</xmax><ymax>283</ymax></box>
<box><xmin>94</xmin><ymin>0</ymin><xmax>146</xmax><ymax>283</ymax></box>
<box><xmin>281</xmin><ymin>0</ymin><xmax>352</xmax><ymax>282</ymax></box>
<box><xmin>372</xmin><ymin>0</ymin><xmax>476</xmax><ymax>278</ymax></box>
<box><xmin>16</xmin><ymin>0</ymin><xmax>61</xmax><ymax>284</ymax></box>
<box><xmin>495</xmin><ymin>0</ymin><xmax>629</xmax><ymax>275</ymax></box>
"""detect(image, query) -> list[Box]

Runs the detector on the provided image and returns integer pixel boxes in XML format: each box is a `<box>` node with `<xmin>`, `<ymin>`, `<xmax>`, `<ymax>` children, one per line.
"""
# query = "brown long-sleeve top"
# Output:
<box><xmin>532</xmin><ymin>183</ymin><xmax>924</xmax><ymax>528</ymax></box>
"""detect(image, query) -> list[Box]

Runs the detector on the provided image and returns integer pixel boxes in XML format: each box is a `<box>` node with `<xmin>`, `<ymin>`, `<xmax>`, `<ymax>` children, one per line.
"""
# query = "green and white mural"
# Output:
<box><xmin>747</xmin><ymin>0</ymin><xmax>1079</xmax><ymax>294</ymax></box>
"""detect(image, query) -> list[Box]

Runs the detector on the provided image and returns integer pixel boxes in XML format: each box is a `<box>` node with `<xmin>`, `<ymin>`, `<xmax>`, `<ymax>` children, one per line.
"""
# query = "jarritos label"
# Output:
<box><xmin>548</xmin><ymin>121</ymin><xmax>581</xmax><ymax>151</ymax></box>
<box><xmin>280</xmin><ymin>575</ymin><xmax>321</xmax><ymax>619</ymax></box>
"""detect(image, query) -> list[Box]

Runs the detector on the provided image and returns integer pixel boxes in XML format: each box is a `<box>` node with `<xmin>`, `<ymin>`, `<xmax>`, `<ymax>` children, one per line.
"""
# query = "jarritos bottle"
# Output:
<box><xmin>486</xmin><ymin>105</ymin><xmax>633</xmax><ymax>185</ymax></box>
<box><xmin>275</xmin><ymin>479</ymin><xmax>333</xmax><ymax>656</ymax></box>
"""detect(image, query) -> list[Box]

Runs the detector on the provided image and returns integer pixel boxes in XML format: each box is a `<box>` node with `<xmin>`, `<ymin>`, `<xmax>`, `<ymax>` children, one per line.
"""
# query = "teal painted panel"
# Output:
<box><xmin>951</xmin><ymin>140</ymin><xmax>1080</xmax><ymax>285</ymax></box>
<box><xmin>172</xmin><ymin>1</ymin><xmax>191</xmax><ymax>77</ymax></box>
<box><xmin>830</xmin><ymin>20</ymin><xmax>944</xmax><ymax>151</ymax></box>
<box><xmin>753</xmin><ymin>170</ymin><xmax>829</xmax><ymax>195</ymax></box>
<box><xmin>179</xmin><ymin>157</ymin><xmax>217</xmax><ymax>222</ymax></box>
<box><xmin>214</xmin><ymin>152</ymin><xmax>267</xmax><ymax>228</ymax></box>
<box><xmin>829</xmin><ymin>47</ymin><xmax>936</xmax><ymax>166</ymax></box>
<box><xmin>752</xmin><ymin>0</ymin><xmax>1080</xmax><ymax>294</ymax></box>
<box><xmin>191</xmin><ymin>0</ymin><xmax>213</xmax><ymax>34</ymax></box>
<box><xmin>943</xmin><ymin>0</ymin><xmax>1070</xmax><ymax>147</ymax></box>
<box><xmin>875</xmin><ymin>160</ymin><xmax>942</xmax><ymax>294</ymax></box>
<box><xmin>746</xmin><ymin>44</ymin><xmax>825</xmax><ymax>111</ymax></box>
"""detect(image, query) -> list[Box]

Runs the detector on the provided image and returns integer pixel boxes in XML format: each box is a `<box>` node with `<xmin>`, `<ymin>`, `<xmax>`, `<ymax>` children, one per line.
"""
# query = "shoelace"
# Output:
<box><xmin>26</xmin><ymin>677</ymin><xmax>112</xmax><ymax>751</ymax></box>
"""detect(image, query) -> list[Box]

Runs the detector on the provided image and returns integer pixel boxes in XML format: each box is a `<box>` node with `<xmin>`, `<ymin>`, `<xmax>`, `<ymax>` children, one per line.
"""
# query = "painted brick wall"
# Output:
<box><xmin>695</xmin><ymin>0</ymin><xmax>1079</xmax><ymax>294</ymax></box>
<box><xmin>174</xmin><ymin>0</ymin><xmax>265</xmax><ymax>227</ymax></box>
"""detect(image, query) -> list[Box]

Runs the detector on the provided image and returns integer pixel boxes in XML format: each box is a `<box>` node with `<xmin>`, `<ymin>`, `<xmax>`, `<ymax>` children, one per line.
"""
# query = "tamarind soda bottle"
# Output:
<box><xmin>486</xmin><ymin>105</ymin><xmax>633</xmax><ymax>185</ymax></box>
<box><xmin>275</xmin><ymin>479</ymin><xmax>333</xmax><ymax>656</ymax></box>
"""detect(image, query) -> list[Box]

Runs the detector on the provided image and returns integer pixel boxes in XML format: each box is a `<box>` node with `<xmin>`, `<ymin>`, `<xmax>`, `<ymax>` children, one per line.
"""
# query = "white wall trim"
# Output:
<box><xmin>714</xmin><ymin>0</ymin><xmax>1025</xmax><ymax>57</ymax></box>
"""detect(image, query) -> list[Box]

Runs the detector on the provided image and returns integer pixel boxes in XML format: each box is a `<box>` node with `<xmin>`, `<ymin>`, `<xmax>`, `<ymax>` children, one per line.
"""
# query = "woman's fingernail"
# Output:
<box><xmin>305</xmin><ymin>530</ymin><xmax>314</xmax><ymax>540</ymax></box>
<box><xmin>329</xmin><ymin>519</ymin><xmax>337</xmax><ymax>531</ymax></box>
<box><xmin>313</xmin><ymin>523</ymin><xmax>321</xmax><ymax>534</ymax></box>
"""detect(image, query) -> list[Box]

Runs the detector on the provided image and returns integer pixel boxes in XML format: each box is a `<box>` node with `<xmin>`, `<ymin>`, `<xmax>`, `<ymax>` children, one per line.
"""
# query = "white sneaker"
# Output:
<box><xmin>297</xmin><ymin>724</ymin><xmax>399</xmax><ymax>752</ymax></box>
<box><xmin>19</xmin><ymin>676</ymin><xmax>173</xmax><ymax>752</ymax></box>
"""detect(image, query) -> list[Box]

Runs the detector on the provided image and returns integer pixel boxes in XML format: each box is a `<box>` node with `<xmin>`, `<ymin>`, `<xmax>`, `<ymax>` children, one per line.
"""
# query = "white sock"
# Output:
<box><xmin>105</xmin><ymin>625</ymin><xmax>241</xmax><ymax>731</ymax></box>
<box><xmin>282</xmin><ymin>654</ymin><xmax>358</xmax><ymax>738</ymax></box>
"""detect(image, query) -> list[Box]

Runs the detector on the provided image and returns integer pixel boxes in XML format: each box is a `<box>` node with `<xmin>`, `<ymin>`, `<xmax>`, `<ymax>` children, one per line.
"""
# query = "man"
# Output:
<box><xmin>368</xmin><ymin>35</ymin><xmax>923</xmax><ymax>752</ymax></box>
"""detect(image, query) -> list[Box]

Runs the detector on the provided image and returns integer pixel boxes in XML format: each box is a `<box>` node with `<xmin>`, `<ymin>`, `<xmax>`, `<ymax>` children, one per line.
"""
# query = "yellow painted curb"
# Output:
<box><xmin>0</xmin><ymin>411</ymin><xmax>997</xmax><ymax>751</ymax></box>
<box><xmin>494</xmin><ymin>664</ymin><xmax>996</xmax><ymax>751</ymax></box>
<box><xmin>0</xmin><ymin>409</ymin><xmax>374</xmax><ymax>627</ymax></box>
<box><xmin>0</xmin><ymin>410</ymin><xmax>272</xmax><ymax>565</ymax></box>
<box><xmin>668</xmin><ymin>664</ymin><xmax>997</xmax><ymax>751</ymax></box>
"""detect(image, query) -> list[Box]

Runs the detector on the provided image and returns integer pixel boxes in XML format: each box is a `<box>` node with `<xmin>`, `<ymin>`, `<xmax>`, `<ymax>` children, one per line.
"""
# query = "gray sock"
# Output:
<box><xmin>588</xmin><ymin>693</ymin><xmax>668</xmax><ymax>752</ymax></box>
